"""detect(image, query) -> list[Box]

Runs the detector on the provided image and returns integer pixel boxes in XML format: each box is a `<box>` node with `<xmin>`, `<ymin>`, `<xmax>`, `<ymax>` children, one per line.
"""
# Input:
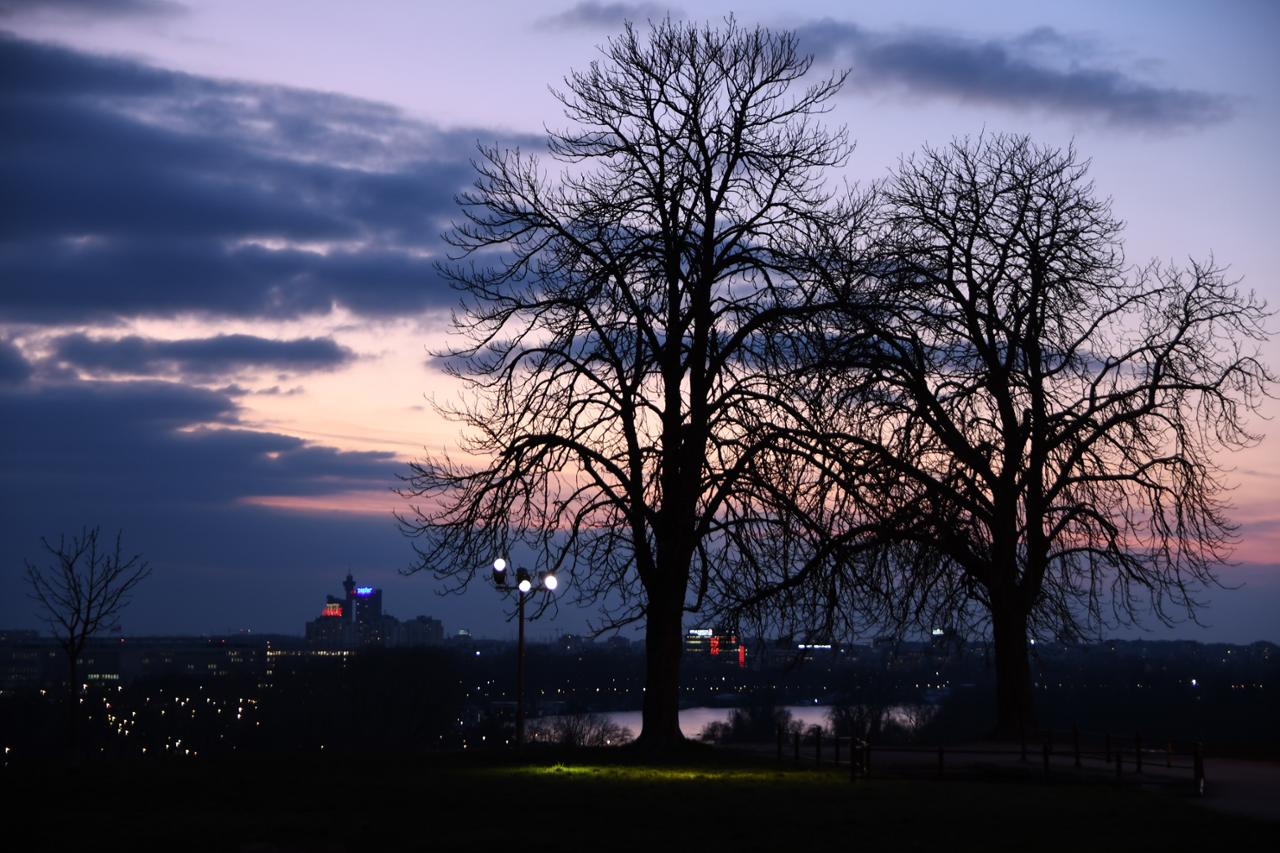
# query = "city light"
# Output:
<box><xmin>543</xmin><ymin>574</ymin><xmax>558</xmax><ymax>591</ymax></box>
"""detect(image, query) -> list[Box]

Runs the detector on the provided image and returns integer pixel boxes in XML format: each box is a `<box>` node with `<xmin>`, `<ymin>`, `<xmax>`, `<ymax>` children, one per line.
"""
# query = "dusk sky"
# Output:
<box><xmin>2</xmin><ymin>0</ymin><xmax>1277</xmax><ymax>643</ymax></box>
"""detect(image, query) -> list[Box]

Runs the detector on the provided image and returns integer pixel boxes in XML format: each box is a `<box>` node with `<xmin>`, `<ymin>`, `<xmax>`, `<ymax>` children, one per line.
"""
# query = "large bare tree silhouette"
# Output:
<box><xmin>398</xmin><ymin>18</ymin><xmax>865</xmax><ymax>748</ymax></box>
<box><xmin>826</xmin><ymin>135</ymin><xmax>1271</xmax><ymax>735</ymax></box>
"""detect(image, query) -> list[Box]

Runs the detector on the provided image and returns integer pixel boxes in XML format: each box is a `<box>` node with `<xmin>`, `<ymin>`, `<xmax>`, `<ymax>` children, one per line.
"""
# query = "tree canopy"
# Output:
<box><xmin>817</xmin><ymin>135</ymin><xmax>1271</xmax><ymax>733</ymax></box>
<box><xmin>399</xmin><ymin>18</ymin><xmax>867</xmax><ymax>747</ymax></box>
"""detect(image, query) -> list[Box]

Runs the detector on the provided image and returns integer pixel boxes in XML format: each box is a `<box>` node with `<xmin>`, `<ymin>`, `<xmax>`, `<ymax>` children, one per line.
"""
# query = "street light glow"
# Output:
<box><xmin>544</xmin><ymin>574</ymin><xmax>558</xmax><ymax>591</ymax></box>
<box><xmin>493</xmin><ymin>558</ymin><xmax>507</xmax><ymax>572</ymax></box>
<box><xmin>518</xmin><ymin>578</ymin><xmax>532</xmax><ymax>593</ymax></box>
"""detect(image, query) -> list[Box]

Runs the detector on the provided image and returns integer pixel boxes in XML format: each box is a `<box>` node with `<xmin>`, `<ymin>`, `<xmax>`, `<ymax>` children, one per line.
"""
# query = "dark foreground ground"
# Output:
<box><xmin>3</xmin><ymin>748</ymin><xmax>1275</xmax><ymax>852</ymax></box>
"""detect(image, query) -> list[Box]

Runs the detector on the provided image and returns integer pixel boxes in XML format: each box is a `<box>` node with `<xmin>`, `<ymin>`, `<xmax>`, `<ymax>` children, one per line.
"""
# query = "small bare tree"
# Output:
<box><xmin>531</xmin><ymin>713</ymin><xmax>634</xmax><ymax>748</ymax></box>
<box><xmin>25</xmin><ymin>526</ymin><xmax>152</xmax><ymax>756</ymax></box>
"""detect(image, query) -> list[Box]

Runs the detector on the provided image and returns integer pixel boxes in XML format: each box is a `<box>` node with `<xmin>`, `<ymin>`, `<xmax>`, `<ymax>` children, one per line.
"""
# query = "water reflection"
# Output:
<box><xmin>581</xmin><ymin>704</ymin><xmax>932</xmax><ymax>740</ymax></box>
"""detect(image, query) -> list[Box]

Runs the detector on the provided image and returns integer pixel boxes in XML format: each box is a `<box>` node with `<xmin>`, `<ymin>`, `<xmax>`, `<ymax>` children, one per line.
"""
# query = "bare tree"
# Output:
<box><xmin>530</xmin><ymin>713</ymin><xmax>634</xmax><ymax>748</ymax></box>
<box><xmin>25</xmin><ymin>526</ymin><xmax>152</xmax><ymax>756</ymax></box>
<box><xmin>819</xmin><ymin>134</ymin><xmax>1271</xmax><ymax>736</ymax></box>
<box><xmin>398</xmin><ymin>19</ymin><xmax>864</xmax><ymax>749</ymax></box>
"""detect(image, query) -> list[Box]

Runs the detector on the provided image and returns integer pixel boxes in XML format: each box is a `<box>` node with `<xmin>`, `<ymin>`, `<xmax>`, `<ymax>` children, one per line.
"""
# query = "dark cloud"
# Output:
<box><xmin>0</xmin><ymin>339</ymin><xmax>31</xmax><ymax>385</ymax></box>
<box><xmin>246</xmin><ymin>385</ymin><xmax>305</xmax><ymax>397</ymax></box>
<box><xmin>536</xmin><ymin>2</ymin><xmax>679</xmax><ymax>30</ymax></box>
<box><xmin>794</xmin><ymin>20</ymin><xmax>1233</xmax><ymax>130</ymax></box>
<box><xmin>50</xmin><ymin>333</ymin><xmax>356</xmax><ymax>378</ymax></box>
<box><xmin>0</xmin><ymin>0</ymin><xmax>185</xmax><ymax>18</ymax></box>
<box><xmin>0</xmin><ymin>239</ymin><xmax>455</xmax><ymax>324</ymax></box>
<box><xmin>0</xmin><ymin>34</ymin><xmax>538</xmax><ymax>324</ymax></box>
<box><xmin>0</xmin><ymin>379</ymin><xmax>399</xmax><ymax>508</ymax></box>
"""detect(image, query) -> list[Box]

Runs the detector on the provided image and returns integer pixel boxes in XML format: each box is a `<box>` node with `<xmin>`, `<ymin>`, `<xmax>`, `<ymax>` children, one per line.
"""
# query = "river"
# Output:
<box><xmin>591</xmin><ymin>704</ymin><xmax>928</xmax><ymax>740</ymax></box>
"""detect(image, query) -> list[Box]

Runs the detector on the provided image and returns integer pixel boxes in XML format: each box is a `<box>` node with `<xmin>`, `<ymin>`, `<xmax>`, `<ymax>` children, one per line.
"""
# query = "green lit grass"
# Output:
<box><xmin>496</xmin><ymin>762</ymin><xmax>827</xmax><ymax>784</ymax></box>
<box><xmin>3</xmin><ymin>751</ymin><xmax>1273</xmax><ymax>851</ymax></box>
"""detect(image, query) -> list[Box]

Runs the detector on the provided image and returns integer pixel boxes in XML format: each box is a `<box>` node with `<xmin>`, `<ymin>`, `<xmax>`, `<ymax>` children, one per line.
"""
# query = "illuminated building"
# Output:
<box><xmin>348</xmin><ymin>579</ymin><xmax>384</xmax><ymax>647</ymax></box>
<box><xmin>305</xmin><ymin>573</ymin><xmax>440</xmax><ymax>649</ymax></box>
<box><xmin>684</xmin><ymin>627</ymin><xmax>747</xmax><ymax>669</ymax></box>
<box><xmin>303</xmin><ymin>575</ymin><xmax>382</xmax><ymax>648</ymax></box>
<box><xmin>305</xmin><ymin>595</ymin><xmax>349</xmax><ymax>649</ymax></box>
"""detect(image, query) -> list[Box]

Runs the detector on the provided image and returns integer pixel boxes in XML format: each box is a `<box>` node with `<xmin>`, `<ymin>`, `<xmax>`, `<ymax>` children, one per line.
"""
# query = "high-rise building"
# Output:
<box><xmin>349</xmin><ymin>581</ymin><xmax>384</xmax><ymax>646</ymax></box>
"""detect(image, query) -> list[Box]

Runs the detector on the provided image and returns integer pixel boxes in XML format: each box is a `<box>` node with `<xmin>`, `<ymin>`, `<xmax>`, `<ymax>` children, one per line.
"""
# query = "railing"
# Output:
<box><xmin>770</xmin><ymin>723</ymin><xmax>1206</xmax><ymax>796</ymax></box>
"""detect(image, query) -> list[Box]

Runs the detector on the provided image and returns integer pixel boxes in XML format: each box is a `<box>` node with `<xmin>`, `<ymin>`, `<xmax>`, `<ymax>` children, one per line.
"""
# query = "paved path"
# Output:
<box><xmin>1196</xmin><ymin>758</ymin><xmax>1280</xmax><ymax>822</ymax></box>
<box><xmin>727</xmin><ymin>741</ymin><xmax>1280</xmax><ymax>822</ymax></box>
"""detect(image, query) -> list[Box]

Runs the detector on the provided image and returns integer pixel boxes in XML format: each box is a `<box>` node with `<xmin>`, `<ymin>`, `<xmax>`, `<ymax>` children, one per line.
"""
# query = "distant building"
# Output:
<box><xmin>928</xmin><ymin>627</ymin><xmax>964</xmax><ymax>657</ymax></box>
<box><xmin>0</xmin><ymin>633</ymin><xmax>296</xmax><ymax>688</ymax></box>
<box><xmin>684</xmin><ymin>627</ymin><xmax>746</xmax><ymax>668</ymax></box>
<box><xmin>348</xmin><ymin>578</ymin><xmax>384</xmax><ymax>646</ymax></box>
<box><xmin>303</xmin><ymin>574</ymin><xmax>441</xmax><ymax>650</ymax></box>
<box><xmin>305</xmin><ymin>597</ymin><xmax>348</xmax><ymax>649</ymax></box>
<box><xmin>387</xmin><ymin>615</ymin><xmax>444</xmax><ymax>647</ymax></box>
<box><xmin>303</xmin><ymin>573</ymin><xmax>382</xmax><ymax>648</ymax></box>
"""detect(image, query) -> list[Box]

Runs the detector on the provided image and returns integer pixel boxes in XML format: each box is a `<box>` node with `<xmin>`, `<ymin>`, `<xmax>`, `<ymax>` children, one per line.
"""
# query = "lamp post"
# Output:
<box><xmin>491</xmin><ymin>558</ymin><xmax>557</xmax><ymax>749</ymax></box>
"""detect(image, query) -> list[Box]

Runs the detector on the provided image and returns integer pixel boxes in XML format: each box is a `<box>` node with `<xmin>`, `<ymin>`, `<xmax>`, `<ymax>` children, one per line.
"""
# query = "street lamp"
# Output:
<box><xmin>491</xmin><ymin>557</ymin><xmax>557</xmax><ymax>749</ymax></box>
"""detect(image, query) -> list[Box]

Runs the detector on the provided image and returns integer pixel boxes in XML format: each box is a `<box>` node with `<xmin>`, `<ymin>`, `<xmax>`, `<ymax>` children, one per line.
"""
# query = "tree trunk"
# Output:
<box><xmin>991</xmin><ymin>604</ymin><xmax>1035</xmax><ymax>739</ymax></box>
<box><xmin>636</xmin><ymin>590</ymin><xmax>685</xmax><ymax>749</ymax></box>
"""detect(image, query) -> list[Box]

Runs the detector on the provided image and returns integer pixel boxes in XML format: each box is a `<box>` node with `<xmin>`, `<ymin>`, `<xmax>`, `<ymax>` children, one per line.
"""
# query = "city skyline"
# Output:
<box><xmin>2</xmin><ymin>1</ymin><xmax>1277</xmax><ymax>642</ymax></box>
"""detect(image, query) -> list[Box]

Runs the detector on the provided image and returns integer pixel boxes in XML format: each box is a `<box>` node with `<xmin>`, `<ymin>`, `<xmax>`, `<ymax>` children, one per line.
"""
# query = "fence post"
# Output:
<box><xmin>1115</xmin><ymin>750</ymin><xmax>1122</xmax><ymax>780</ymax></box>
<box><xmin>1166</xmin><ymin>740</ymin><xmax>1172</xmax><ymax>769</ymax></box>
<box><xmin>1193</xmin><ymin>742</ymin><xmax>1205</xmax><ymax>797</ymax></box>
<box><xmin>815</xmin><ymin>729</ymin><xmax>822</xmax><ymax>768</ymax></box>
<box><xmin>1042</xmin><ymin>740</ymin><xmax>1051</xmax><ymax>776</ymax></box>
<box><xmin>863</xmin><ymin>738</ymin><xmax>871</xmax><ymax>777</ymax></box>
<box><xmin>776</xmin><ymin>725</ymin><xmax>783</xmax><ymax>764</ymax></box>
<box><xmin>793</xmin><ymin>729</ymin><xmax>801</xmax><ymax>763</ymax></box>
<box><xmin>1020</xmin><ymin>726</ymin><xmax>1027</xmax><ymax>763</ymax></box>
<box><xmin>937</xmin><ymin>746</ymin><xmax>945</xmax><ymax>778</ymax></box>
<box><xmin>1072</xmin><ymin>723</ymin><xmax>1081</xmax><ymax>769</ymax></box>
<box><xmin>1135</xmin><ymin>733</ymin><xmax>1143</xmax><ymax>774</ymax></box>
<box><xmin>834</xmin><ymin>734</ymin><xmax>841</xmax><ymax>767</ymax></box>
<box><xmin>1104</xmin><ymin>732</ymin><xmax>1111</xmax><ymax>764</ymax></box>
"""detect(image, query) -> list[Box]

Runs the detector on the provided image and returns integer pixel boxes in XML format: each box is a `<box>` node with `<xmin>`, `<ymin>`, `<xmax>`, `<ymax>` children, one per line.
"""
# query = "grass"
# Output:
<box><xmin>3</xmin><ymin>748</ymin><xmax>1273</xmax><ymax>851</ymax></box>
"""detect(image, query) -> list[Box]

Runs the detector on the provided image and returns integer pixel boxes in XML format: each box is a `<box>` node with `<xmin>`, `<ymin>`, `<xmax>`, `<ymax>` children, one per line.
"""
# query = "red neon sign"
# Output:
<box><xmin>322</xmin><ymin>603</ymin><xmax>343</xmax><ymax>617</ymax></box>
